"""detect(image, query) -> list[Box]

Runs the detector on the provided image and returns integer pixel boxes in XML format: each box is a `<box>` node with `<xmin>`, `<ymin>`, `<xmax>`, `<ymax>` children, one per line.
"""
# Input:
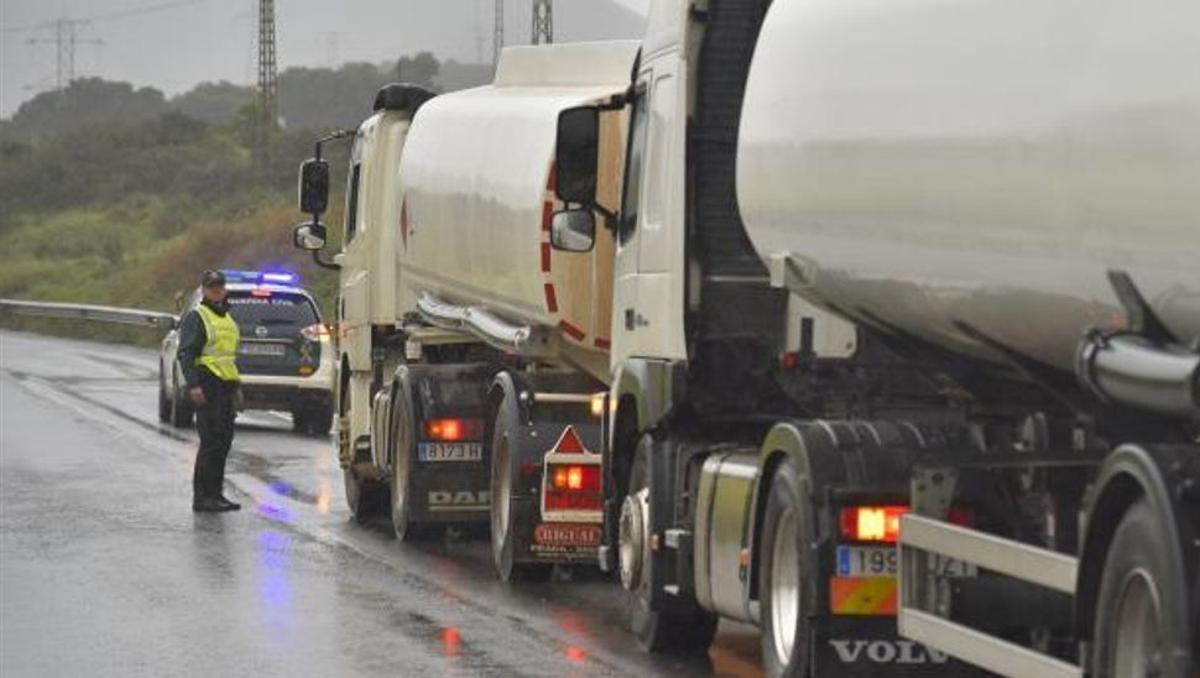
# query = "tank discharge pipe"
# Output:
<box><xmin>1076</xmin><ymin>333</ymin><xmax>1200</xmax><ymax>419</ymax></box>
<box><xmin>417</xmin><ymin>293</ymin><xmax>551</xmax><ymax>358</ymax></box>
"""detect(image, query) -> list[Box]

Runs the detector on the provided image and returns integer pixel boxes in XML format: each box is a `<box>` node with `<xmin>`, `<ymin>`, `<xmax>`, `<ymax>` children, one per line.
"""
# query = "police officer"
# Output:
<box><xmin>178</xmin><ymin>270</ymin><xmax>243</xmax><ymax>512</ymax></box>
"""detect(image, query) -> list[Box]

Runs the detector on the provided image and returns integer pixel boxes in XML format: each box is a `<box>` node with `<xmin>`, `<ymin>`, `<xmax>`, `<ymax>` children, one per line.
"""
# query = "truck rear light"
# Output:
<box><xmin>840</xmin><ymin>505</ymin><xmax>975</xmax><ymax>543</ymax></box>
<box><xmin>423</xmin><ymin>418</ymin><xmax>484</xmax><ymax>441</ymax></box>
<box><xmin>840</xmin><ymin>505</ymin><xmax>907</xmax><ymax>543</ymax></box>
<box><xmin>544</xmin><ymin>463</ymin><xmax>601</xmax><ymax>511</ymax></box>
<box><xmin>549</xmin><ymin>464</ymin><xmax>600</xmax><ymax>492</ymax></box>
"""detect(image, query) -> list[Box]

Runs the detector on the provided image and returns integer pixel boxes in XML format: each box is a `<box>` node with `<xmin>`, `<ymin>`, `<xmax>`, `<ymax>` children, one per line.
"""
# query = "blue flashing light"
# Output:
<box><xmin>219</xmin><ymin>269</ymin><xmax>300</xmax><ymax>286</ymax></box>
<box><xmin>262</xmin><ymin>271</ymin><xmax>298</xmax><ymax>284</ymax></box>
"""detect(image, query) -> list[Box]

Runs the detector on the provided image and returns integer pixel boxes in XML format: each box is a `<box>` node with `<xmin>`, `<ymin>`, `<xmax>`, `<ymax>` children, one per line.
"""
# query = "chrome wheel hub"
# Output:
<box><xmin>1111</xmin><ymin>568</ymin><xmax>1162</xmax><ymax>678</ymax></box>
<box><xmin>770</xmin><ymin>507</ymin><xmax>800</xmax><ymax>666</ymax></box>
<box><xmin>618</xmin><ymin>488</ymin><xmax>649</xmax><ymax>591</ymax></box>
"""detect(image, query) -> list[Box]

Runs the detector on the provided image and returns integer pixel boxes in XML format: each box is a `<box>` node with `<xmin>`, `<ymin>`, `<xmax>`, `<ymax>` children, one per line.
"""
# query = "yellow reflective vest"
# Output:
<box><xmin>195</xmin><ymin>303</ymin><xmax>240</xmax><ymax>382</ymax></box>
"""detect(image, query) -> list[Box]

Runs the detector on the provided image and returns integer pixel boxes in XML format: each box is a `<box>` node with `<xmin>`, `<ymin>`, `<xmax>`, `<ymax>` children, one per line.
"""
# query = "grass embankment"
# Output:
<box><xmin>0</xmin><ymin>197</ymin><xmax>342</xmax><ymax>347</ymax></box>
<box><xmin>0</xmin><ymin>111</ymin><xmax>346</xmax><ymax>347</ymax></box>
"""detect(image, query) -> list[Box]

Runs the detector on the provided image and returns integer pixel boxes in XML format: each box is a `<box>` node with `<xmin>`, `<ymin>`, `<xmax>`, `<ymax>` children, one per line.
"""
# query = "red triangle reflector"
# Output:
<box><xmin>551</xmin><ymin>426</ymin><xmax>587</xmax><ymax>454</ymax></box>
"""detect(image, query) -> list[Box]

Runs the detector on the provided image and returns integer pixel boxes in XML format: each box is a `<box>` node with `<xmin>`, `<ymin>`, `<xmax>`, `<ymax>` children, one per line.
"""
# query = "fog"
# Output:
<box><xmin>1</xmin><ymin>0</ymin><xmax>648</xmax><ymax>117</ymax></box>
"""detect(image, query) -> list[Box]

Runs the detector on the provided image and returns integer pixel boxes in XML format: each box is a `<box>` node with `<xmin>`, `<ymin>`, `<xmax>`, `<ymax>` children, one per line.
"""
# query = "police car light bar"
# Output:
<box><xmin>220</xmin><ymin>269</ymin><xmax>299</xmax><ymax>286</ymax></box>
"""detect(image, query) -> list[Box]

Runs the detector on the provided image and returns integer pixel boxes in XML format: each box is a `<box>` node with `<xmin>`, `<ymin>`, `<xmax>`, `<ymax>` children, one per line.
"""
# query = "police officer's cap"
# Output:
<box><xmin>200</xmin><ymin>270</ymin><xmax>226</xmax><ymax>288</ymax></box>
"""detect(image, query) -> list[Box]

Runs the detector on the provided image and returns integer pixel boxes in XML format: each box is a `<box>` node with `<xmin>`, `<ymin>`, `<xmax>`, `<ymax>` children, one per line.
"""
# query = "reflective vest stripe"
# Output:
<box><xmin>195</xmin><ymin>304</ymin><xmax>240</xmax><ymax>382</ymax></box>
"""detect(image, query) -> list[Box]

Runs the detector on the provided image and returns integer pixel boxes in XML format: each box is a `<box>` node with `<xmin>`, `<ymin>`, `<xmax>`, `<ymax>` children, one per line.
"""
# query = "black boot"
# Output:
<box><xmin>193</xmin><ymin>496</ymin><xmax>226</xmax><ymax>512</ymax></box>
<box><xmin>216</xmin><ymin>496</ymin><xmax>242</xmax><ymax>511</ymax></box>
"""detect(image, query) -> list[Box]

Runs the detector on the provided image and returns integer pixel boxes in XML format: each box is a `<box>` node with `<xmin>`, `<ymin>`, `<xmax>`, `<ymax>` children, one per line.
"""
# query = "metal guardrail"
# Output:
<box><xmin>0</xmin><ymin>299</ymin><xmax>178</xmax><ymax>330</ymax></box>
<box><xmin>898</xmin><ymin>513</ymin><xmax>1084</xmax><ymax>678</ymax></box>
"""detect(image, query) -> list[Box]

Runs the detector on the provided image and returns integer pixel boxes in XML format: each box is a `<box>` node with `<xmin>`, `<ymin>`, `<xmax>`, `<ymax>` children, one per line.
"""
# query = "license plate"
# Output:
<box><xmin>836</xmin><ymin>545</ymin><xmax>977</xmax><ymax>578</ymax></box>
<box><xmin>239</xmin><ymin>343</ymin><xmax>286</xmax><ymax>356</ymax></box>
<box><xmin>533</xmin><ymin>523</ymin><xmax>602</xmax><ymax>547</ymax></box>
<box><xmin>417</xmin><ymin>442</ymin><xmax>483</xmax><ymax>462</ymax></box>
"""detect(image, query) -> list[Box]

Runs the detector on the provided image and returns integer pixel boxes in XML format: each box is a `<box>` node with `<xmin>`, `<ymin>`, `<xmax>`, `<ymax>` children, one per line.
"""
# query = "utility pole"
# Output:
<box><xmin>493</xmin><ymin>0</ymin><xmax>504</xmax><ymax>68</ymax></box>
<box><xmin>255</xmin><ymin>0</ymin><xmax>279</xmax><ymax>173</ymax></box>
<box><xmin>531</xmin><ymin>0</ymin><xmax>552</xmax><ymax>45</ymax></box>
<box><xmin>26</xmin><ymin>18</ymin><xmax>104</xmax><ymax>90</ymax></box>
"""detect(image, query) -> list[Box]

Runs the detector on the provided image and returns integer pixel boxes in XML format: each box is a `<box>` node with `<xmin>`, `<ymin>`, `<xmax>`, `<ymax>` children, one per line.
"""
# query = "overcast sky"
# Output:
<box><xmin>0</xmin><ymin>0</ymin><xmax>649</xmax><ymax>117</ymax></box>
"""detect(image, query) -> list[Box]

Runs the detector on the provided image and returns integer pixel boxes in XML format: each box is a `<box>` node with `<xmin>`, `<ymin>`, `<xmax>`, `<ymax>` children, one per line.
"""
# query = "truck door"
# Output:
<box><xmin>339</xmin><ymin>124</ymin><xmax>373</xmax><ymax>372</ymax></box>
<box><xmin>613</xmin><ymin>60</ymin><xmax>688</xmax><ymax>365</ymax></box>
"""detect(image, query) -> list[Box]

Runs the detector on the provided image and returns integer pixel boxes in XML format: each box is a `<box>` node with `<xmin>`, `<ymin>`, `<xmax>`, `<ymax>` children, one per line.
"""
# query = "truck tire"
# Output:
<box><xmin>490</xmin><ymin>387</ymin><xmax>552</xmax><ymax>583</ymax></box>
<box><xmin>388</xmin><ymin>377</ymin><xmax>438</xmax><ymax>541</ymax></box>
<box><xmin>759</xmin><ymin>458</ymin><xmax>815</xmax><ymax>678</ymax></box>
<box><xmin>1091</xmin><ymin>498</ymin><xmax>1191</xmax><ymax>678</ymax></box>
<box><xmin>622</xmin><ymin>436</ymin><xmax>718</xmax><ymax>652</ymax></box>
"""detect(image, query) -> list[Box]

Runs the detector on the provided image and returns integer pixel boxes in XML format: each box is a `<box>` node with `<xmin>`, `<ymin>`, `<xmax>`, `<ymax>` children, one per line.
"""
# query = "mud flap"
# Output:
<box><xmin>399</xmin><ymin>363</ymin><xmax>493</xmax><ymax>525</ymax></box>
<box><xmin>509</xmin><ymin>420</ymin><xmax>604</xmax><ymax>565</ymax></box>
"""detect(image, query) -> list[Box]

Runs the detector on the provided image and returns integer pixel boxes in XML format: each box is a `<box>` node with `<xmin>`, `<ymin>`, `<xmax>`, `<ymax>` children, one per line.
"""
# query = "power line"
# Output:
<box><xmin>3</xmin><ymin>0</ymin><xmax>208</xmax><ymax>33</ymax></box>
<box><xmin>25</xmin><ymin>19</ymin><xmax>105</xmax><ymax>90</ymax></box>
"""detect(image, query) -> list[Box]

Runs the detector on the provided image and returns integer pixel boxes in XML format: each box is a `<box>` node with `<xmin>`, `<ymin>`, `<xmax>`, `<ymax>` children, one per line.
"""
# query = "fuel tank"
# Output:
<box><xmin>397</xmin><ymin>42</ymin><xmax>636</xmax><ymax>377</ymax></box>
<box><xmin>737</xmin><ymin>0</ymin><xmax>1200</xmax><ymax>374</ymax></box>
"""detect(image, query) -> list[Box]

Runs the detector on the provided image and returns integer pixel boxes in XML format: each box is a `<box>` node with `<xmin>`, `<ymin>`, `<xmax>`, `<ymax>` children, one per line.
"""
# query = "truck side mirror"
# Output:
<box><xmin>293</xmin><ymin>221</ymin><xmax>328</xmax><ymax>251</ymax></box>
<box><xmin>549</xmin><ymin>209</ymin><xmax>596</xmax><ymax>252</ymax></box>
<box><xmin>555</xmin><ymin>106</ymin><xmax>599</xmax><ymax>206</ymax></box>
<box><xmin>298</xmin><ymin>159</ymin><xmax>331</xmax><ymax>215</ymax></box>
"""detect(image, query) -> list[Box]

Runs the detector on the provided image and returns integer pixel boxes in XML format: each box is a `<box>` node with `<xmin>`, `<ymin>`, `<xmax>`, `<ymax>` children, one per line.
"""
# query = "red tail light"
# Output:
<box><xmin>841</xmin><ymin>505</ymin><xmax>907</xmax><ymax>543</ymax></box>
<box><xmin>840</xmin><ymin>505</ymin><xmax>976</xmax><ymax>543</ymax></box>
<box><xmin>544</xmin><ymin>463</ymin><xmax>602</xmax><ymax>511</ymax></box>
<box><xmin>423</xmin><ymin>418</ymin><xmax>484</xmax><ymax>442</ymax></box>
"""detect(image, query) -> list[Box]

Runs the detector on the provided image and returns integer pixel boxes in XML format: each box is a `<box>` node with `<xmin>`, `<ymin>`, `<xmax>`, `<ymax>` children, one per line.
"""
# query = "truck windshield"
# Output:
<box><xmin>618</xmin><ymin>88</ymin><xmax>649</xmax><ymax>246</ymax></box>
<box><xmin>226</xmin><ymin>292</ymin><xmax>319</xmax><ymax>331</ymax></box>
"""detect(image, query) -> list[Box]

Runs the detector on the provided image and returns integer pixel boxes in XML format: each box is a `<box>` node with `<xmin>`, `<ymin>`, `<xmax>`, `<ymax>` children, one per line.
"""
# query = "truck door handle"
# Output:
<box><xmin>625</xmin><ymin>308</ymin><xmax>648</xmax><ymax>330</ymax></box>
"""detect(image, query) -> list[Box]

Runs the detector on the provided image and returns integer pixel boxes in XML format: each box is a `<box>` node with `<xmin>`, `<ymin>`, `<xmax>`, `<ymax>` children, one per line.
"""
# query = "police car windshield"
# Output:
<box><xmin>225</xmin><ymin>291</ymin><xmax>318</xmax><ymax>330</ymax></box>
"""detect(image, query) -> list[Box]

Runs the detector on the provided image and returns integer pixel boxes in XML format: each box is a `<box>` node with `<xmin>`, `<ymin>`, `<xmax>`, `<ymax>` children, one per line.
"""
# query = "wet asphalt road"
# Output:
<box><xmin>0</xmin><ymin>330</ymin><xmax>763</xmax><ymax>677</ymax></box>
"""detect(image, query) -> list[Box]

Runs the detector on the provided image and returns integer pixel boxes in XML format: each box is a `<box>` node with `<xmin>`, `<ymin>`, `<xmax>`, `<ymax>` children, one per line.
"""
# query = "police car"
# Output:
<box><xmin>158</xmin><ymin>270</ymin><xmax>335</xmax><ymax>436</ymax></box>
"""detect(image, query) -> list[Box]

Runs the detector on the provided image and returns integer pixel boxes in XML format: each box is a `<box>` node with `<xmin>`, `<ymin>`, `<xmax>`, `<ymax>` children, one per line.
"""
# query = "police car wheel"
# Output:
<box><xmin>170</xmin><ymin>378</ymin><xmax>194</xmax><ymax>429</ymax></box>
<box><xmin>759</xmin><ymin>459</ymin><xmax>814</xmax><ymax>678</ymax></box>
<box><xmin>291</xmin><ymin>408</ymin><xmax>308</xmax><ymax>433</ymax></box>
<box><xmin>158</xmin><ymin>377</ymin><xmax>171</xmax><ymax>424</ymax></box>
<box><xmin>307</xmin><ymin>403</ymin><xmax>333</xmax><ymax>437</ymax></box>
<box><xmin>623</xmin><ymin>435</ymin><xmax>718</xmax><ymax>653</ymax></box>
<box><xmin>489</xmin><ymin>391</ymin><xmax>552</xmax><ymax>583</ymax></box>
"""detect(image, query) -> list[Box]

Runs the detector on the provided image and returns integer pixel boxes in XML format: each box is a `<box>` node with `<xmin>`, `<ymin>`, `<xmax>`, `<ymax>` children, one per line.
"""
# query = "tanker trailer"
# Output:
<box><xmin>540</xmin><ymin>0</ymin><xmax>1197</xmax><ymax>675</ymax></box>
<box><xmin>292</xmin><ymin>40</ymin><xmax>638</xmax><ymax>581</ymax></box>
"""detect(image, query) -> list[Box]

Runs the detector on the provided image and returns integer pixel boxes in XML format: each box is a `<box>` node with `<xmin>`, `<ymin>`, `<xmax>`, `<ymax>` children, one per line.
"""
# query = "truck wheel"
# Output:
<box><xmin>490</xmin><ymin>390</ymin><xmax>552</xmax><ymax>583</ymax></box>
<box><xmin>759</xmin><ymin>459</ymin><xmax>814</xmax><ymax>678</ymax></box>
<box><xmin>1091</xmin><ymin>498</ymin><xmax>1189</xmax><ymax>678</ymax></box>
<box><xmin>170</xmin><ymin>378</ymin><xmax>194</xmax><ymax>428</ymax></box>
<box><xmin>622</xmin><ymin>436</ymin><xmax>718</xmax><ymax>652</ymax></box>
<box><xmin>389</xmin><ymin>379</ymin><xmax>437</xmax><ymax>541</ymax></box>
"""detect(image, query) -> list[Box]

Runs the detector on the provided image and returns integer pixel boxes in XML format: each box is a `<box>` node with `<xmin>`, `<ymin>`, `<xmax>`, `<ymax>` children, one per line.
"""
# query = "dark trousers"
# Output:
<box><xmin>193</xmin><ymin>376</ymin><xmax>237</xmax><ymax>500</ymax></box>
